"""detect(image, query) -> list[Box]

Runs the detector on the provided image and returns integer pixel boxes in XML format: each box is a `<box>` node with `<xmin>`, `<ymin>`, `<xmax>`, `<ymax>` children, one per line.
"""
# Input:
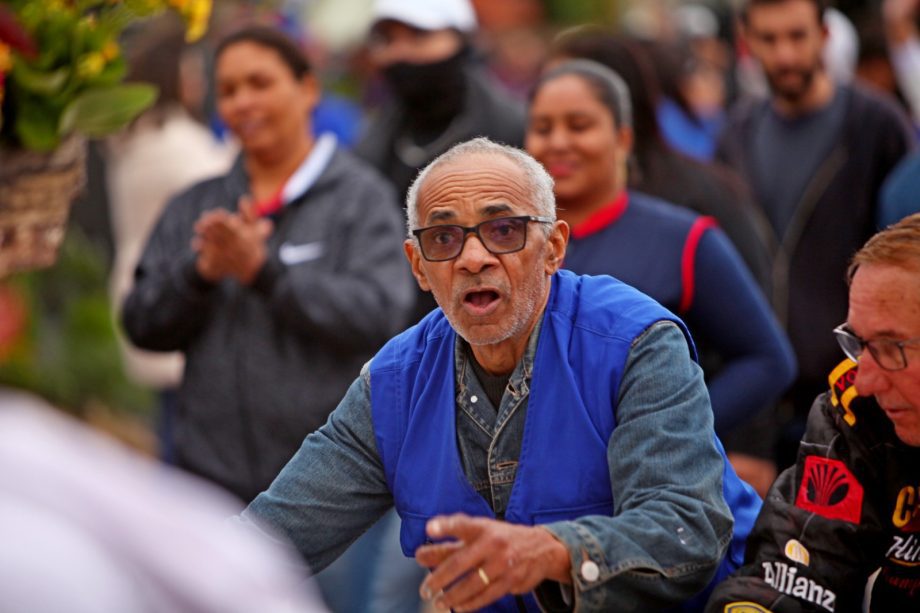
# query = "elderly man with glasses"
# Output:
<box><xmin>240</xmin><ymin>137</ymin><xmax>761</xmax><ymax>612</ymax></box>
<box><xmin>707</xmin><ymin>213</ymin><xmax>920</xmax><ymax>612</ymax></box>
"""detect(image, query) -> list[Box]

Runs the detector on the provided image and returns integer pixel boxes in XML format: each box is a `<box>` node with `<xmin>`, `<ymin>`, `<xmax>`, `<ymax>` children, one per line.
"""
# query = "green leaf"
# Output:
<box><xmin>123</xmin><ymin>0</ymin><xmax>166</xmax><ymax>19</ymax></box>
<box><xmin>0</xmin><ymin>230</ymin><xmax>154</xmax><ymax>415</ymax></box>
<box><xmin>59</xmin><ymin>84</ymin><xmax>157</xmax><ymax>138</ymax></box>
<box><xmin>14</xmin><ymin>98</ymin><xmax>62</xmax><ymax>151</ymax></box>
<box><xmin>11</xmin><ymin>61</ymin><xmax>69</xmax><ymax>96</ymax></box>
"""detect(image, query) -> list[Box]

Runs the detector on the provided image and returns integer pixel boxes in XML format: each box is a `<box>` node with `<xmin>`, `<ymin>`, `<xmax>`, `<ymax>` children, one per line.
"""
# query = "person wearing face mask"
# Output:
<box><xmin>355</xmin><ymin>0</ymin><xmax>525</xmax><ymax>205</ymax></box>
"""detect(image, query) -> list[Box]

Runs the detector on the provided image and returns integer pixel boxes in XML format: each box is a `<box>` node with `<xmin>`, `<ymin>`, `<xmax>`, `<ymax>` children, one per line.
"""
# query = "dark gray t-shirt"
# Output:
<box><xmin>751</xmin><ymin>88</ymin><xmax>847</xmax><ymax>236</ymax></box>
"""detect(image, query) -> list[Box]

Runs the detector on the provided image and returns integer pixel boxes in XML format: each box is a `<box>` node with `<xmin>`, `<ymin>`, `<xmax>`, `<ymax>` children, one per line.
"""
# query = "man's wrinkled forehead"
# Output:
<box><xmin>417</xmin><ymin>155</ymin><xmax>531</xmax><ymax>222</ymax></box>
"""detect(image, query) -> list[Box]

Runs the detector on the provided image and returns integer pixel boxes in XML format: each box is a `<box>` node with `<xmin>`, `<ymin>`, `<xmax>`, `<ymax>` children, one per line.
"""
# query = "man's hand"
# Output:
<box><xmin>415</xmin><ymin>514</ymin><xmax>571</xmax><ymax>612</ymax></box>
<box><xmin>192</xmin><ymin>198</ymin><xmax>273</xmax><ymax>285</ymax></box>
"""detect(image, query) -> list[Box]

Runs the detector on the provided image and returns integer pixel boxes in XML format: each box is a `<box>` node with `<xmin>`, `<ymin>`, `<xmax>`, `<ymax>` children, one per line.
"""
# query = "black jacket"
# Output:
<box><xmin>717</xmin><ymin>85</ymin><xmax>914</xmax><ymax>404</ymax></box>
<box><xmin>706</xmin><ymin>359</ymin><xmax>920</xmax><ymax>612</ymax></box>
<box><xmin>356</xmin><ymin>66</ymin><xmax>525</xmax><ymax>201</ymax></box>
<box><xmin>633</xmin><ymin>146</ymin><xmax>775</xmax><ymax>299</ymax></box>
<box><xmin>122</xmin><ymin>148</ymin><xmax>415</xmax><ymax>501</ymax></box>
<box><xmin>356</xmin><ymin>65</ymin><xmax>524</xmax><ymax>322</ymax></box>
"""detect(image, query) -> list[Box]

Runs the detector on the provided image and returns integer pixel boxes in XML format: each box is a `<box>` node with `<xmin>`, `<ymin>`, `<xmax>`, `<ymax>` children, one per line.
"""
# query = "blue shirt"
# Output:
<box><xmin>564</xmin><ymin>191</ymin><xmax>796</xmax><ymax>434</ymax></box>
<box><xmin>750</xmin><ymin>87</ymin><xmax>847</xmax><ymax>236</ymax></box>
<box><xmin>879</xmin><ymin>150</ymin><xmax>920</xmax><ymax>228</ymax></box>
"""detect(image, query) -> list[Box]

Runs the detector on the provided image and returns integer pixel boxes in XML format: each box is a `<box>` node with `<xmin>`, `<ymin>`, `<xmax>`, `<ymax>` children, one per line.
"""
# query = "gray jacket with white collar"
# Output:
<box><xmin>122</xmin><ymin>145</ymin><xmax>415</xmax><ymax>502</ymax></box>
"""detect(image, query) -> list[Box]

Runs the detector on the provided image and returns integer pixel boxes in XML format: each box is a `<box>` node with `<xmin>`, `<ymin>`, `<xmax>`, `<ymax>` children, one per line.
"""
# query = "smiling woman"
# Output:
<box><xmin>213</xmin><ymin>28</ymin><xmax>318</xmax><ymax>209</ymax></box>
<box><xmin>120</xmin><ymin>25</ymin><xmax>415</xmax><ymax>503</ymax></box>
<box><xmin>525</xmin><ymin>60</ymin><xmax>797</xmax><ymax>492</ymax></box>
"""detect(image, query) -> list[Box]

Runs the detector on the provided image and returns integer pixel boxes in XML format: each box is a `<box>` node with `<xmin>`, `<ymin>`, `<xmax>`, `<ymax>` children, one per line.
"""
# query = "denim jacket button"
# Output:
<box><xmin>580</xmin><ymin>560</ymin><xmax>600</xmax><ymax>582</ymax></box>
<box><xmin>471</xmin><ymin>395</ymin><xmax>478</xmax><ymax>404</ymax></box>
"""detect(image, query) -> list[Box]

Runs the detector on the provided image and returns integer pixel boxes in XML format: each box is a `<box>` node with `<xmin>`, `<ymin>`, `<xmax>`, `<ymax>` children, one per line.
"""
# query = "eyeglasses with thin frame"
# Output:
<box><xmin>412</xmin><ymin>215</ymin><xmax>554</xmax><ymax>262</ymax></box>
<box><xmin>833</xmin><ymin>323</ymin><xmax>920</xmax><ymax>371</ymax></box>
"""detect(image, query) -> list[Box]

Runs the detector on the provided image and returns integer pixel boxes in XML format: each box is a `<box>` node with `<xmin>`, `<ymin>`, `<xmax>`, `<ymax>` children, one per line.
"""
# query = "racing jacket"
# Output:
<box><xmin>706</xmin><ymin>359</ymin><xmax>920</xmax><ymax>612</ymax></box>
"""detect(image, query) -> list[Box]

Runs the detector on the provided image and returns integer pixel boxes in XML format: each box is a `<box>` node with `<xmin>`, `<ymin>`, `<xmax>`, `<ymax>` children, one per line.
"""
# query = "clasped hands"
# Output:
<box><xmin>192</xmin><ymin>197</ymin><xmax>272</xmax><ymax>285</ymax></box>
<box><xmin>416</xmin><ymin>514</ymin><xmax>572</xmax><ymax>612</ymax></box>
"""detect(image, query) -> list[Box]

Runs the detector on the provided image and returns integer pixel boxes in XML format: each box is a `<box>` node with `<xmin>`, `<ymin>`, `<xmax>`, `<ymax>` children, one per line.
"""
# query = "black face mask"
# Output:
<box><xmin>382</xmin><ymin>47</ymin><xmax>469</xmax><ymax>124</ymax></box>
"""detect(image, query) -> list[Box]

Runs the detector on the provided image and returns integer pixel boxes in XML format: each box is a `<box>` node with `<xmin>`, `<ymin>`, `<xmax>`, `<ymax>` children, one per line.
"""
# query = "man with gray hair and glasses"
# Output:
<box><xmin>707</xmin><ymin>213</ymin><xmax>920</xmax><ymax>611</ymax></box>
<box><xmin>241</xmin><ymin>137</ymin><xmax>760</xmax><ymax>611</ymax></box>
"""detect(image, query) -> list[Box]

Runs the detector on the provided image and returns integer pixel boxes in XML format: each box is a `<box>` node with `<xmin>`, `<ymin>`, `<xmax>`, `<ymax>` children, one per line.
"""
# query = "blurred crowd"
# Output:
<box><xmin>3</xmin><ymin>0</ymin><xmax>920</xmax><ymax>611</ymax></box>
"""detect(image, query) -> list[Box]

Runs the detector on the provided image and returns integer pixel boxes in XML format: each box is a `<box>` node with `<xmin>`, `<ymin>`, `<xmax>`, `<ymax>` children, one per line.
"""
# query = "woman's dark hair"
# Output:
<box><xmin>639</xmin><ymin>38</ymin><xmax>704</xmax><ymax>126</ymax></box>
<box><xmin>125</xmin><ymin>15</ymin><xmax>189</xmax><ymax>124</ymax></box>
<box><xmin>530</xmin><ymin>58</ymin><xmax>632</xmax><ymax>131</ymax></box>
<box><xmin>546</xmin><ymin>28</ymin><xmax>711</xmax><ymax>193</ymax></box>
<box><xmin>215</xmin><ymin>25</ymin><xmax>311</xmax><ymax>79</ymax></box>
<box><xmin>551</xmin><ymin>27</ymin><xmax>664</xmax><ymax>152</ymax></box>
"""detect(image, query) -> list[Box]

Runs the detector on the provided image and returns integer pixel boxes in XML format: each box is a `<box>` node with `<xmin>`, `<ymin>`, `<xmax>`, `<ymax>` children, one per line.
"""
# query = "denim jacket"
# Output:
<box><xmin>245</xmin><ymin>319</ymin><xmax>736</xmax><ymax>611</ymax></box>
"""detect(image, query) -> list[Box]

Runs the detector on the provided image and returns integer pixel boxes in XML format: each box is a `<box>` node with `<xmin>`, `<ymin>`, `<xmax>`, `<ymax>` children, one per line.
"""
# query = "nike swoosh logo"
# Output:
<box><xmin>279</xmin><ymin>241</ymin><xmax>324</xmax><ymax>265</ymax></box>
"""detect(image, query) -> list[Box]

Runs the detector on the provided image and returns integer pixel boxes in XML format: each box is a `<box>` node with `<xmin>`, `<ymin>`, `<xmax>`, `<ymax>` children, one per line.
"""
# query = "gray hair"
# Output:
<box><xmin>531</xmin><ymin>58</ymin><xmax>633</xmax><ymax>130</ymax></box>
<box><xmin>405</xmin><ymin>137</ymin><xmax>556</xmax><ymax>237</ymax></box>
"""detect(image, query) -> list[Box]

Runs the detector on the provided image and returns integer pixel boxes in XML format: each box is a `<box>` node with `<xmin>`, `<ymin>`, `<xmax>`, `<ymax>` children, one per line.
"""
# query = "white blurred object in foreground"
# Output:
<box><xmin>0</xmin><ymin>389</ymin><xmax>326</xmax><ymax>613</ymax></box>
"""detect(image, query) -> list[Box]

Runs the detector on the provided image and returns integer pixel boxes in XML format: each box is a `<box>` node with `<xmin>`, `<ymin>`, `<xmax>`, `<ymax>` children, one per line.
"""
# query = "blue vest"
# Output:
<box><xmin>370</xmin><ymin>270</ymin><xmax>760</xmax><ymax>612</ymax></box>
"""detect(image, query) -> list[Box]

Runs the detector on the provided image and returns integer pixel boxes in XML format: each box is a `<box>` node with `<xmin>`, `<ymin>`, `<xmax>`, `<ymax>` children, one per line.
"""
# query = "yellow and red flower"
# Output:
<box><xmin>0</xmin><ymin>0</ymin><xmax>212</xmax><ymax>150</ymax></box>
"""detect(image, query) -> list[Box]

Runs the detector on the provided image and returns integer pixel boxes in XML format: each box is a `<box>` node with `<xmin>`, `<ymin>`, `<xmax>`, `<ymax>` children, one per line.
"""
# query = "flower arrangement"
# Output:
<box><xmin>0</xmin><ymin>0</ymin><xmax>211</xmax><ymax>277</ymax></box>
<box><xmin>0</xmin><ymin>0</ymin><xmax>212</xmax><ymax>152</ymax></box>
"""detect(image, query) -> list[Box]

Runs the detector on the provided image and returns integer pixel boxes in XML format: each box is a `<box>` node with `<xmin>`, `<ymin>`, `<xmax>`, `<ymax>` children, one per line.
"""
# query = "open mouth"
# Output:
<box><xmin>463</xmin><ymin>289</ymin><xmax>501</xmax><ymax>314</ymax></box>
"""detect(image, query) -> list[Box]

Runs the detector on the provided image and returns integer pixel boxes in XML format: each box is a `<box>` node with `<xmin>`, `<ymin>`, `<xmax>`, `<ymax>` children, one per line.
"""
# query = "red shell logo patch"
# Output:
<box><xmin>795</xmin><ymin>456</ymin><xmax>863</xmax><ymax>524</ymax></box>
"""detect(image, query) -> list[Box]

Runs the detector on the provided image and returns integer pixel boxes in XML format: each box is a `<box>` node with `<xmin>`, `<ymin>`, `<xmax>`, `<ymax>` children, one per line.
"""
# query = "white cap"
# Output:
<box><xmin>824</xmin><ymin>7</ymin><xmax>858</xmax><ymax>85</ymax></box>
<box><xmin>372</xmin><ymin>0</ymin><xmax>477</xmax><ymax>33</ymax></box>
<box><xmin>675</xmin><ymin>4</ymin><xmax>720</xmax><ymax>39</ymax></box>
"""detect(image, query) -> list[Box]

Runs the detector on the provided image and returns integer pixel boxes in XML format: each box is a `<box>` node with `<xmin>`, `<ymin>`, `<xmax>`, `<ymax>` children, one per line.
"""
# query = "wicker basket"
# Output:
<box><xmin>0</xmin><ymin>137</ymin><xmax>86</xmax><ymax>277</ymax></box>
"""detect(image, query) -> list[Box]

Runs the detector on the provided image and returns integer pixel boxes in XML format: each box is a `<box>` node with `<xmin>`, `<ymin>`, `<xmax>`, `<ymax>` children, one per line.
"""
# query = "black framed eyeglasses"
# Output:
<box><xmin>411</xmin><ymin>215</ymin><xmax>554</xmax><ymax>262</ymax></box>
<box><xmin>833</xmin><ymin>323</ymin><xmax>920</xmax><ymax>371</ymax></box>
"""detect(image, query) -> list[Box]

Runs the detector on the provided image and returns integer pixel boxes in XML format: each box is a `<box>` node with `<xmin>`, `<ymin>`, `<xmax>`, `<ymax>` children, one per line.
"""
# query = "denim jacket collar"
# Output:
<box><xmin>453</xmin><ymin>314</ymin><xmax>544</xmax><ymax>422</ymax></box>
